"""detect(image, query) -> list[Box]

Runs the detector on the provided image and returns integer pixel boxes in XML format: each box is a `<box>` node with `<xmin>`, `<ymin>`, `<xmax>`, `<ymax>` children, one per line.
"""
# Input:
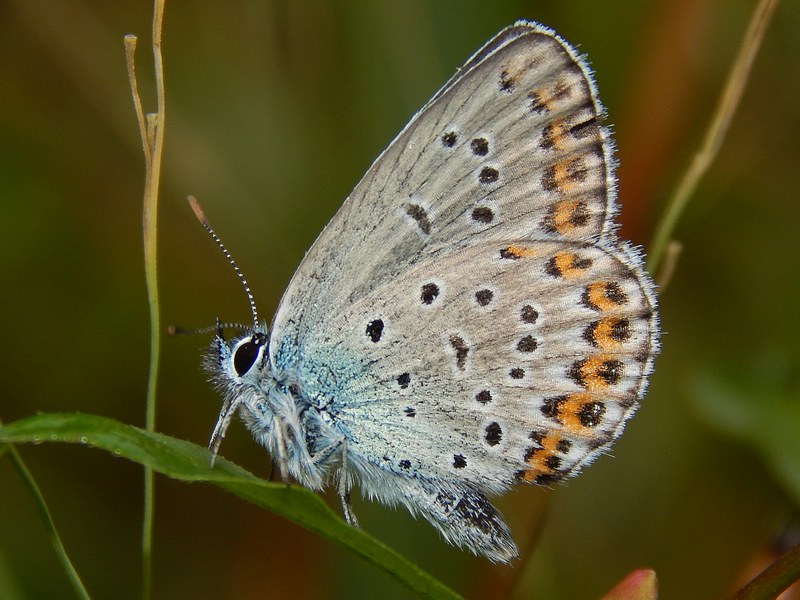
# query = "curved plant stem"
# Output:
<box><xmin>125</xmin><ymin>1</ymin><xmax>167</xmax><ymax>598</ymax></box>
<box><xmin>733</xmin><ymin>543</ymin><xmax>800</xmax><ymax>600</ymax></box>
<box><xmin>646</xmin><ymin>0</ymin><xmax>780</xmax><ymax>276</ymax></box>
<box><xmin>1</xmin><ymin>419</ymin><xmax>90</xmax><ymax>599</ymax></box>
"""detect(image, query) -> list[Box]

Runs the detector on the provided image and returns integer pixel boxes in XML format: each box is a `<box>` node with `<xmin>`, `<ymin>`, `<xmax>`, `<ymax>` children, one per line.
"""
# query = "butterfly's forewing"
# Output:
<box><xmin>270</xmin><ymin>22</ymin><xmax>618</xmax><ymax>347</ymax></box>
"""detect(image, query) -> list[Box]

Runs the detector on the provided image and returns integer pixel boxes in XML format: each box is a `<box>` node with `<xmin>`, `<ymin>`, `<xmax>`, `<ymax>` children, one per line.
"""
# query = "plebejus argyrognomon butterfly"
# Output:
<box><xmin>201</xmin><ymin>20</ymin><xmax>659</xmax><ymax>562</ymax></box>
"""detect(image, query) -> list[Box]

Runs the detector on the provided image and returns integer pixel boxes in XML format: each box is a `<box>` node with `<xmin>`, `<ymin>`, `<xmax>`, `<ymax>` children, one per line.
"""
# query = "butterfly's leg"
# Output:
<box><xmin>337</xmin><ymin>439</ymin><xmax>359</xmax><ymax>528</ymax></box>
<box><xmin>302</xmin><ymin>433</ymin><xmax>359</xmax><ymax>526</ymax></box>
<box><xmin>309</xmin><ymin>438</ymin><xmax>342</xmax><ymax>465</ymax></box>
<box><xmin>339</xmin><ymin>492</ymin><xmax>359</xmax><ymax>528</ymax></box>
<box><xmin>272</xmin><ymin>418</ymin><xmax>290</xmax><ymax>481</ymax></box>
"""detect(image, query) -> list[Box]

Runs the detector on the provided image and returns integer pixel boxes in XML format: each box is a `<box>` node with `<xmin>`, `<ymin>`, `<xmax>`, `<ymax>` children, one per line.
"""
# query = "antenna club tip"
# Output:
<box><xmin>187</xmin><ymin>195</ymin><xmax>208</xmax><ymax>225</ymax></box>
<box><xmin>189</xmin><ymin>197</ymin><xmax>260</xmax><ymax>328</ymax></box>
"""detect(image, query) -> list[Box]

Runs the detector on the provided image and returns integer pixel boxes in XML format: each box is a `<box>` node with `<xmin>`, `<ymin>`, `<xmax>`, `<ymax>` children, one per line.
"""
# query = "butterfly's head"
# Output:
<box><xmin>208</xmin><ymin>326</ymin><xmax>269</xmax><ymax>384</ymax></box>
<box><xmin>204</xmin><ymin>324</ymin><xmax>270</xmax><ymax>466</ymax></box>
<box><xmin>188</xmin><ymin>194</ymin><xmax>266</xmax><ymax>382</ymax></box>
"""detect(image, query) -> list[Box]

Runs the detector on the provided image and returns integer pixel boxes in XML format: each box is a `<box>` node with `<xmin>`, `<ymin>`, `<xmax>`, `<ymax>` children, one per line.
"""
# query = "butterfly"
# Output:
<box><xmin>201</xmin><ymin>20</ymin><xmax>659</xmax><ymax>562</ymax></box>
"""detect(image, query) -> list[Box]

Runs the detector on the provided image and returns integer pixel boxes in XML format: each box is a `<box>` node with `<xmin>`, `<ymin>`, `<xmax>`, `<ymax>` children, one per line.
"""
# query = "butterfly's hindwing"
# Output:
<box><xmin>296</xmin><ymin>240</ymin><xmax>656</xmax><ymax>488</ymax></box>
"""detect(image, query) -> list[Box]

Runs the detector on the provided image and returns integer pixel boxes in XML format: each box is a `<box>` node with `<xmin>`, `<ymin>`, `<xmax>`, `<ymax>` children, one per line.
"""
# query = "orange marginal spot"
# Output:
<box><xmin>530</xmin><ymin>76</ymin><xmax>574</xmax><ymax>113</ymax></box>
<box><xmin>550</xmin><ymin>199</ymin><xmax>588</xmax><ymax>234</ymax></box>
<box><xmin>501</xmin><ymin>61</ymin><xmax>531</xmax><ymax>95</ymax></box>
<box><xmin>503</xmin><ymin>245</ymin><xmax>538</xmax><ymax>258</ymax></box>
<box><xmin>517</xmin><ymin>467</ymin><xmax>540</xmax><ymax>483</ymax></box>
<box><xmin>546</xmin><ymin>156</ymin><xmax>589</xmax><ymax>194</ymax></box>
<box><xmin>590</xmin><ymin>317</ymin><xmax>628</xmax><ymax>350</ymax></box>
<box><xmin>529</xmin><ymin>87</ymin><xmax>555</xmax><ymax>112</ymax></box>
<box><xmin>558</xmin><ymin>392</ymin><xmax>595</xmax><ymax>432</ymax></box>
<box><xmin>585</xmin><ymin>281</ymin><xmax>626</xmax><ymax>311</ymax></box>
<box><xmin>519</xmin><ymin>433</ymin><xmax>561</xmax><ymax>482</ymax></box>
<box><xmin>575</xmin><ymin>354</ymin><xmax>623</xmax><ymax>391</ymax></box>
<box><xmin>541</xmin><ymin>120</ymin><xmax>569</xmax><ymax>151</ymax></box>
<box><xmin>552</xmin><ymin>252</ymin><xmax>590</xmax><ymax>279</ymax></box>
<box><xmin>503</xmin><ymin>52</ymin><xmax>542</xmax><ymax>87</ymax></box>
<box><xmin>551</xmin><ymin>159</ymin><xmax>574</xmax><ymax>193</ymax></box>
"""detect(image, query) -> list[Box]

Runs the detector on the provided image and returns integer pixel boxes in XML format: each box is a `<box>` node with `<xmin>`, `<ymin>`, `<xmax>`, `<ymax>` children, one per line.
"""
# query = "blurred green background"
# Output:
<box><xmin>1</xmin><ymin>1</ymin><xmax>799</xmax><ymax>598</ymax></box>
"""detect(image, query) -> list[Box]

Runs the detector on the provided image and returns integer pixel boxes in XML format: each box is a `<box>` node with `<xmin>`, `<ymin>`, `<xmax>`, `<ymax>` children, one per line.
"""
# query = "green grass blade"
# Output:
<box><xmin>0</xmin><ymin>413</ymin><xmax>463</xmax><ymax>600</ymax></box>
<box><xmin>646</xmin><ymin>0</ymin><xmax>779</xmax><ymax>276</ymax></box>
<box><xmin>1</xmin><ymin>422</ymin><xmax>91</xmax><ymax>599</ymax></box>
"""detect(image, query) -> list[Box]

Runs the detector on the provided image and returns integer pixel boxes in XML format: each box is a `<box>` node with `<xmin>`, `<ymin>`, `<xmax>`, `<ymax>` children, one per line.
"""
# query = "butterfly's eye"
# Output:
<box><xmin>232</xmin><ymin>333</ymin><xmax>266</xmax><ymax>376</ymax></box>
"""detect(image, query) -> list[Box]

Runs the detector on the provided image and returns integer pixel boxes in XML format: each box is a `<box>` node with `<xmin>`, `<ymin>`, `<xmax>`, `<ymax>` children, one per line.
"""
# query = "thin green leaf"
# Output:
<box><xmin>0</xmin><ymin>412</ymin><xmax>462</xmax><ymax>600</ymax></box>
<box><xmin>646</xmin><ymin>0</ymin><xmax>779</xmax><ymax>275</ymax></box>
<box><xmin>1</xmin><ymin>421</ymin><xmax>90</xmax><ymax>599</ymax></box>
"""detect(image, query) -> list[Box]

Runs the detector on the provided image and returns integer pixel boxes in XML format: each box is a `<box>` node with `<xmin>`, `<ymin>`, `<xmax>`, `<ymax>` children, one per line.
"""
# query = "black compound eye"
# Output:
<box><xmin>233</xmin><ymin>334</ymin><xmax>266</xmax><ymax>376</ymax></box>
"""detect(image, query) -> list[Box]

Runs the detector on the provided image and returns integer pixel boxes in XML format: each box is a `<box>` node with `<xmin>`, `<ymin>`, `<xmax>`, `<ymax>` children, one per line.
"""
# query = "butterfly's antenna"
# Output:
<box><xmin>187</xmin><ymin>196</ymin><xmax>260</xmax><ymax>330</ymax></box>
<box><xmin>165</xmin><ymin>322</ymin><xmax>249</xmax><ymax>337</ymax></box>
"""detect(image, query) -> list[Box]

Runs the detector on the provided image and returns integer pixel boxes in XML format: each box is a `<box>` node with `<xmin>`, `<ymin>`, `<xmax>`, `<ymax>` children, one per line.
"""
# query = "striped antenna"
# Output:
<box><xmin>165</xmin><ymin>322</ymin><xmax>248</xmax><ymax>337</ymax></box>
<box><xmin>188</xmin><ymin>196</ymin><xmax>259</xmax><ymax>330</ymax></box>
